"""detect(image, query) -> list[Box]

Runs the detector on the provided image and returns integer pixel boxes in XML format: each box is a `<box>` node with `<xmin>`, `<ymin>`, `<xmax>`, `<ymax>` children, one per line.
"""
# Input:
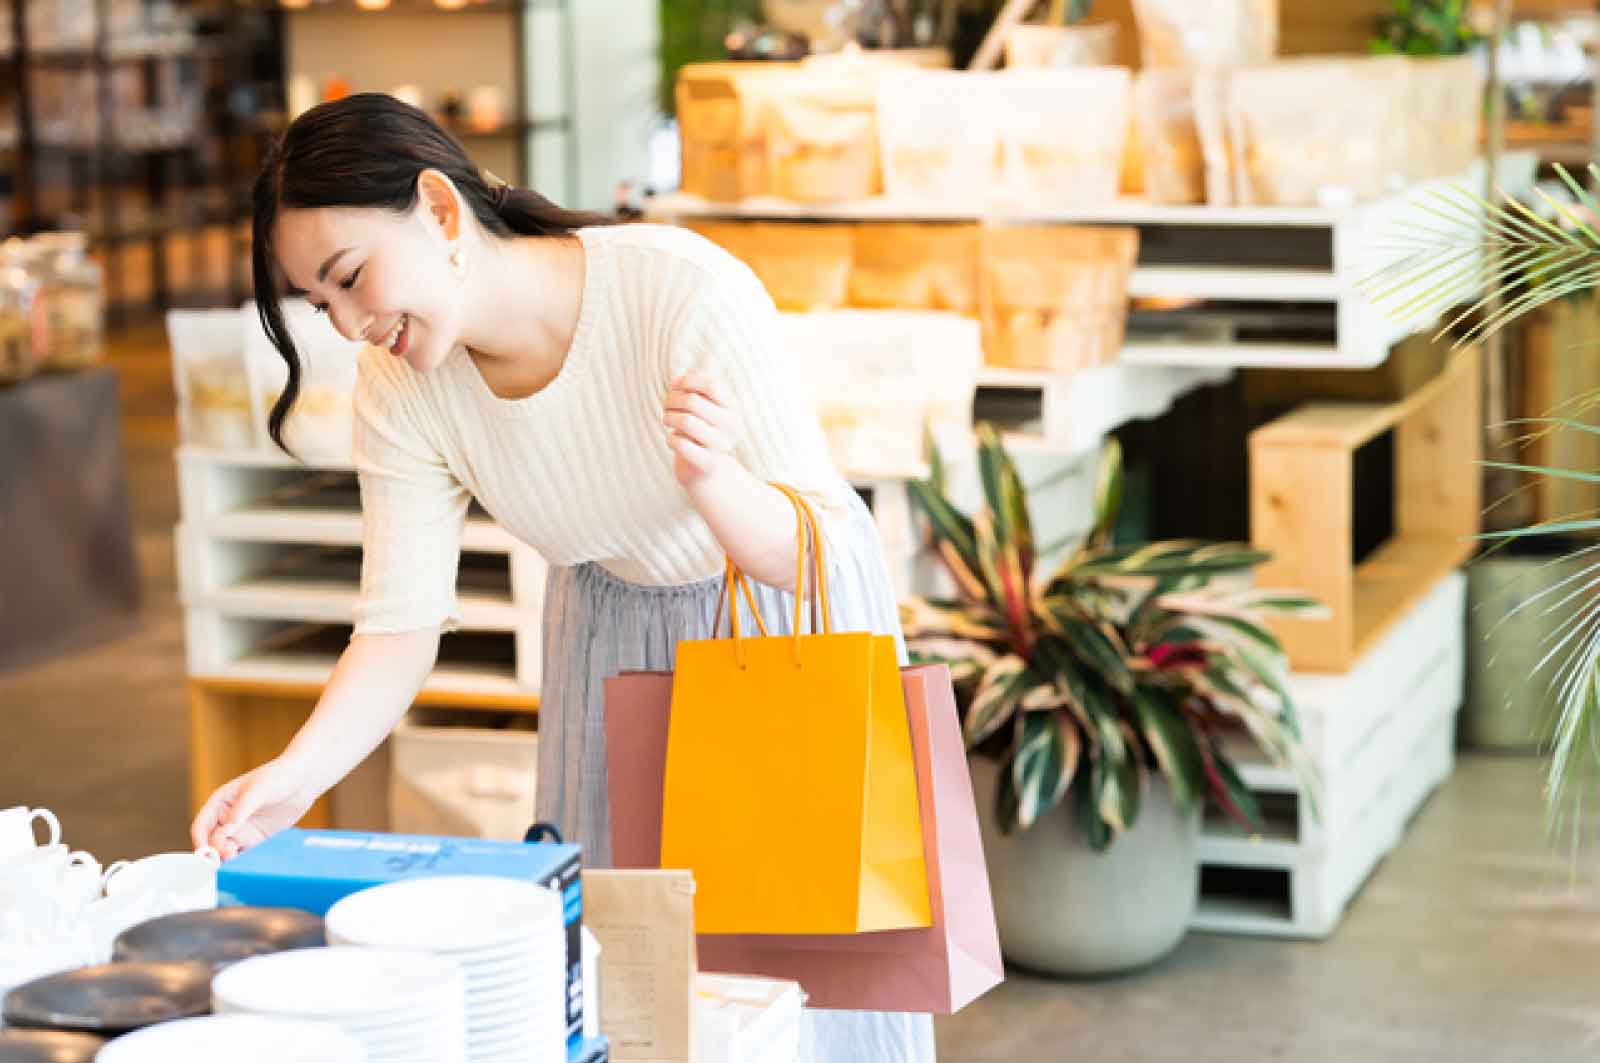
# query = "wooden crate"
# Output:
<box><xmin>1523</xmin><ymin>297</ymin><xmax>1600</xmax><ymax>531</ymax></box>
<box><xmin>1249</xmin><ymin>345</ymin><xmax>1480</xmax><ymax>672</ymax></box>
<box><xmin>188</xmin><ymin>677</ymin><xmax>538</xmax><ymax>832</ymax></box>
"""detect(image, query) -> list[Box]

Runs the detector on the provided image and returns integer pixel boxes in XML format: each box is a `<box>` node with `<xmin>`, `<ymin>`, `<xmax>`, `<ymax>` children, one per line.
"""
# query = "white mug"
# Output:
<box><xmin>0</xmin><ymin>845</ymin><xmax>98</xmax><ymax>902</ymax></box>
<box><xmin>102</xmin><ymin>848</ymin><xmax>221</xmax><ymax>912</ymax></box>
<box><xmin>0</xmin><ymin>807</ymin><xmax>60</xmax><ymax>860</ymax></box>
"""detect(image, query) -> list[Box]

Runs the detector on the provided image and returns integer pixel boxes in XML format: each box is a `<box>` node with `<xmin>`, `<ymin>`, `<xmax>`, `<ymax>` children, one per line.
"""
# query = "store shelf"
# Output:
<box><xmin>1128</xmin><ymin>267</ymin><xmax>1343</xmax><ymax>302</ymax></box>
<box><xmin>199</xmin><ymin>655</ymin><xmax>531</xmax><ymax>702</ymax></box>
<box><xmin>202</xmin><ymin>579</ymin><xmax>523</xmax><ymax>630</ymax></box>
<box><xmin>272</xmin><ymin>0</ymin><xmax>528</xmax><ymax>12</ymax></box>
<box><xmin>646</xmin><ymin>193</ymin><xmax>1352</xmax><ymax>228</ymax></box>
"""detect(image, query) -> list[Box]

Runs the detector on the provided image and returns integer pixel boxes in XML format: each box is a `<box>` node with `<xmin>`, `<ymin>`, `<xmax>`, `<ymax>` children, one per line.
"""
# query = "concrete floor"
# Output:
<box><xmin>1</xmin><ymin>325</ymin><xmax>1595</xmax><ymax>1061</ymax></box>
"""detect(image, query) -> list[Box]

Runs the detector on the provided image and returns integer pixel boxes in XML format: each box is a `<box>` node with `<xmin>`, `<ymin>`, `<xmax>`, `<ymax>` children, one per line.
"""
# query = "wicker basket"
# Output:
<box><xmin>979</xmin><ymin>224</ymin><xmax>1139</xmax><ymax>372</ymax></box>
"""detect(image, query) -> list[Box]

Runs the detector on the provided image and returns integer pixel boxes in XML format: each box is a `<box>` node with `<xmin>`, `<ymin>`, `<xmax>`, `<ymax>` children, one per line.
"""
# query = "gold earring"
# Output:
<box><xmin>449</xmin><ymin>247</ymin><xmax>467</xmax><ymax>277</ymax></box>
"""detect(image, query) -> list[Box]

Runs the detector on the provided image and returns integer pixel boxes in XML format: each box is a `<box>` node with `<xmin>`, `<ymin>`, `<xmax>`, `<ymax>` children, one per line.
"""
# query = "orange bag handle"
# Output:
<box><xmin>723</xmin><ymin>484</ymin><xmax>833</xmax><ymax>668</ymax></box>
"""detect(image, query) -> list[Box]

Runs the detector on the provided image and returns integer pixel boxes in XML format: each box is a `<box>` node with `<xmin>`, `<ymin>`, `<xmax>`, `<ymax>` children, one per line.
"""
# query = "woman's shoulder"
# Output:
<box><xmin>584</xmin><ymin>221</ymin><xmax>752</xmax><ymax>293</ymax></box>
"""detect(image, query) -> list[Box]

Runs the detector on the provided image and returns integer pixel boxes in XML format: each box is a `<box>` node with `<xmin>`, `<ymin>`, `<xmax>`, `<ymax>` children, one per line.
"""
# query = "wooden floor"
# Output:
<box><xmin>1</xmin><ymin>323</ymin><xmax>1597</xmax><ymax>1060</ymax></box>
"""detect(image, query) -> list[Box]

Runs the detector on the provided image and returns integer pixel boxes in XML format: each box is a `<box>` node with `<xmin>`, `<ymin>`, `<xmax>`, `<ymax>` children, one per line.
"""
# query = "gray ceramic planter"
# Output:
<box><xmin>970</xmin><ymin>756</ymin><xmax>1200</xmax><ymax>977</ymax></box>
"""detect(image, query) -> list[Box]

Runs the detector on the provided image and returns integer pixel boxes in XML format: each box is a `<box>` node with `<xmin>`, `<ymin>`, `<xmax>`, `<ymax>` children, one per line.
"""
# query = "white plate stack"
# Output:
<box><xmin>95</xmin><ymin>1014</ymin><xmax>368</xmax><ymax>1062</ymax></box>
<box><xmin>211</xmin><ymin>946</ymin><xmax>467</xmax><ymax>1063</ymax></box>
<box><xmin>325</xmin><ymin>876</ymin><xmax>567</xmax><ymax>1063</ymax></box>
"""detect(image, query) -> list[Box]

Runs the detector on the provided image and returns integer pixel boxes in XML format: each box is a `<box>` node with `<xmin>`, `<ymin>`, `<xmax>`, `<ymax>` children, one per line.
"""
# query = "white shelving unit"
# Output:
<box><xmin>1190</xmin><ymin>570</ymin><xmax>1467</xmax><ymax>940</ymax></box>
<box><xmin>646</xmin><ymin>165</ymin><xmax>1509</xmax><ymax>371</ymax></box>
<box><xmin>176</xmin><ymin>446</ymin><xmax>547</xmax><ymax>697</ymax></box>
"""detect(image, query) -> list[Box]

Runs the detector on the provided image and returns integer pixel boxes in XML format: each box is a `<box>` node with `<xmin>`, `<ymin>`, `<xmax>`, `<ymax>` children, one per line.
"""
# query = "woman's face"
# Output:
<box><xmin>273</xmin><ymin>197</ymin><xmax>462</xmax><ymax>375</ymax></box>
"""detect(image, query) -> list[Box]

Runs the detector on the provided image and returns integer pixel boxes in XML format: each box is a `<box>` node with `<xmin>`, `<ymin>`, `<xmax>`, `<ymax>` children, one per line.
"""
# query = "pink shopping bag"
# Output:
<box><xmin>604</xmin><ymin>663</ymin><xmax>1004</xmax><ymax>1014</ymax></box>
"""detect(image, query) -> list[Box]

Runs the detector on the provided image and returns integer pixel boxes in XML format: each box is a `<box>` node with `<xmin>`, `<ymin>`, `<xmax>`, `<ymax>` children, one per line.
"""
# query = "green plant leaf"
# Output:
<box><xmin>1075</xmin><ymin>764</ymin><xmax>1113</xmax><ymax>852</ymax></box>
<box><xmin>1132</xmin><ymin>688</ymin><xmax>1205</xmax><ymax>814</ymax></box>
<box><xmin>1197</xmin><ymin>738</ymin><xmax>1261</xmax><ymax>832</ymax></box>
<box><xmin>907</xmin><ymin>477</ymin><xmax>987</xmax><ymax>602</ymax></box>
<box><xmin>1090</xmin><ymin>438</ymin><xmax>1124</xmax><ymax>549</ymax></box>
<box><xmin>1012</xmin><ymin>709</ymin><xmax>1082</xmax><ymax>830</ymax></box>
<box><xmin>1070</xmin><ymin>541</ymin><xmax>1272</xmax><ymax>580</ymax></box>
<box><xmin>976</xmin><ymin>423</ymin><xmax>1036</xmax><ymax>579</ymax></box>
<box><xmin>1038</xmin><ymin>597</ymin><xmax>1136</xmax><ymax>695</ymax></box>
<box><xmin>993</xmin><ymin>748</ymin><xmax>1022</xmax><ymax>836</ymax></box>
<box><xmin>899</xmin><ymin>598</ymin><xmax>1006</xmax><ymax>642</ymax></box>
<box><xmin>964</xmin><ymin>654</ymin><xmax>1031</xmax><ymax>749</ymax></box>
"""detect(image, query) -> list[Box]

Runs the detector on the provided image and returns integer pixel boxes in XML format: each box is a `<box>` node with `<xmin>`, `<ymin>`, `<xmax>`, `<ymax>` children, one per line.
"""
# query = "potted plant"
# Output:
<box><xmin>901</xmin><ymin>425</ymin><xmax>1320</xmax><ymax>975</ymax></box>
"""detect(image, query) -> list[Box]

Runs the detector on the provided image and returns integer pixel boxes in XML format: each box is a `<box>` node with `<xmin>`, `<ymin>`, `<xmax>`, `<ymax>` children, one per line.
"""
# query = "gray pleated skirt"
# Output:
<box><xmin>535</xmin><ymin>489</ymin><xmax>936</xmax><ymax>1063</ymax></box>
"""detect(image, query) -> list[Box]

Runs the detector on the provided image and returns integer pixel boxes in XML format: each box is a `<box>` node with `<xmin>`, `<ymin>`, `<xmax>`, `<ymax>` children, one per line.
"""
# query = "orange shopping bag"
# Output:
<box><xmin>659</xmin><ymin>485</ymin><xmax>931</xmax><ymax>935</ymax></box>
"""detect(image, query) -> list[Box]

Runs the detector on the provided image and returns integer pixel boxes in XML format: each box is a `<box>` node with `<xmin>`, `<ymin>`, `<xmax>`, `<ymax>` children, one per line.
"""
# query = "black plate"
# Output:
<box><xmin>1</xmin><ymin>961</ymin><xmax>211</xmax><ymax>1035</ymax></box>
<box><xmin>0</xmin><ymin>1031</ymin><xmax>104</xmax><ymax>1063</ymax></box>
<box><xmin>113</xmin><ymin>907</ymin><xmax>325</xmax><ymax>969</ymax></box>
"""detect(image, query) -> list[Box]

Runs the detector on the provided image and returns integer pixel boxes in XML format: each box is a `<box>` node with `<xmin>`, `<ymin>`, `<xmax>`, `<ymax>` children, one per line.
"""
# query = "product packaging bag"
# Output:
<box><xmin>848</xmin><ymin>223</ymin><xmax>979</xmax><ymax>315</ymax></box>
<box><xmin>607</xmin><ymin>661</ymin><xmax>1003</xmax><ymax>1014</ymax></box>
<box><xmin>977</xmin><ymin>223</ymin><xmax>1139</xmax><ymax>372</ymax></box>
<box><xmin>583</xmin><ymin>869</ymin><xmax>698</xmax><ymax>1063</ymax></box>
<box><xmin>658</xmin><ymin>487</ymin><xmax>929</xmax><ymax>936</ymax></box>
<box><xmin>686</xmin><ymin>221</ymin><xmax>853</xmax><ymax>313</ymax></box>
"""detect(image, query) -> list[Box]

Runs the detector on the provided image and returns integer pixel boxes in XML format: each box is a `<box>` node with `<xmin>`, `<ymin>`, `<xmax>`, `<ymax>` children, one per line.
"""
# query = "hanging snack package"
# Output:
<box><xmin>676</xmin><ymin>62</ymin><xmax>797</xmax><ymax>202</ymax></box>
<box><xmin>1132</xmin><ymin>0</ymin><xmax>1278</xmax><ymax>69</ymax></box>
<box><xmin>1135</xmin><ymin>69</ymin><xmax>1204</xmax><ymax>204</ymax></box>
<box><xmin>688</xmin><ymin>221</ymin><xmax>853</xmax><ymax>312</ymax></box>
<box><xmin>1227</xmin><ymin>57</ymin><xmax>1403</xmax><ymax>206</ymax></box>
<box><xmin>992</xmin><ymin>68</ymin><xmax>1131</xmax><ymax>209</ymax></box>
<box><xmin>764</xmin><ymin>72</ymin><xmax>880</xmax><ymax>203</ymax></box>
<box><xmin>849</xmin><ymin>223</ymin><xmax>979</xmax><ymax>316</ymax></box>
<box><xmin>876</xmin><ymin>70</ymin><xmax>999</xmax><ymax>205</ymax></box>
<box><xmin>978</xmin><ymin>224</ymin><xmax>1139</xmax><ymax>372</ymax></box>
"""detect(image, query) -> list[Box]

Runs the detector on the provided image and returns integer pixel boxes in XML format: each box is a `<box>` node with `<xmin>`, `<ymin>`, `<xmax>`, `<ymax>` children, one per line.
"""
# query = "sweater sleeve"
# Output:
<box><xmin>350</xmin><ymin>359</ymin><xmax>471</xmax><ymax>636</ymax></box>
<box><xmin>671</xmin><ymin>255</ymin><xmax>855</xmax><ymax>549</ymax></box>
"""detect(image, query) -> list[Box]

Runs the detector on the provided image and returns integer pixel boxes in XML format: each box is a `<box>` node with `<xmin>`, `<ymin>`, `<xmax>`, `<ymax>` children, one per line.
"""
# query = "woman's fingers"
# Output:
<box><xmin>663</xmin><ymin>411</ymin><xmax>732</xmax><ymax>454</ymax></box>
<box><xmin>191</xmin><ymin>779</ymin><xmax>241</xmax><ymax>851</ymax></box>
<box><xmin>667</xmin><ymin>430</ymin><xmax>717</xmax><ymax>473</ymax></box>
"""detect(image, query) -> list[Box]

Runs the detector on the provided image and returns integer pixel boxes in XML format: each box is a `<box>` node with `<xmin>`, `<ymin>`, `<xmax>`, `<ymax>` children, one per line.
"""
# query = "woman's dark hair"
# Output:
<box><xmin>253</xmin><ymin>92</ymin><xmax>611</xmax><ymax>452</ymax></box>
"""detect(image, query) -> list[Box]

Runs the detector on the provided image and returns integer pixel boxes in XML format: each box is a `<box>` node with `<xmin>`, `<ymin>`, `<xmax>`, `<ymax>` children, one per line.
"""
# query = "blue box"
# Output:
<box><xmin>217</xmin><ymin>829</ymin><xmax>584</xmax><ymax>1057</ymax></box>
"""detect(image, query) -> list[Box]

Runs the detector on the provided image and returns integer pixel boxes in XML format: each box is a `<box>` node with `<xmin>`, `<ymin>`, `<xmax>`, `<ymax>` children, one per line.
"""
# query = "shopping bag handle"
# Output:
<box><xmin>723</xmin><ymin>484</ymin><xmax>833</xmax><ymax>668</ymax></box>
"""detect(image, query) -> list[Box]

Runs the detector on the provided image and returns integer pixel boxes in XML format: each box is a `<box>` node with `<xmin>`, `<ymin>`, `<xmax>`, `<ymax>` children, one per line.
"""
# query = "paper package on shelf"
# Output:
<box><xmin>688</xmin><ymin>220</ymin><xmax>853</xmax><ymax>312</ymax></box>
<box><xmin>166</xmin><ymin>307</ymin><xmax>254</xmax><ymax>450</ymax></box>
<box><xmin>991</xmin><ymin>68</ymin><xmax>1131</xmax><ymax>209</ymax></box>
<box><xmin>764</xmin><ymin>74</ymin><xmax>881</xmax><ymax>204</ymax></box>
<box><xmin>675</xmin><ymin>62</ymin><xmax>798</xmax><ymax>203</ymax></box>
<box><xmin>1226</xmin><ymin>57</ymin><xmax>1409</xmax><ymax>206</ymax></box>
<box><xmin>244</xmin><ymin>301</ymin><xmax>362</xmax><ymax>464</ymax></box>
<box><xmin>978</xmin><ymin>225</ymin><xmax>1139</xmax><ymax>373</ymax></box>
<box><xmin>1132</xmin><ymin>0</ymin><xmax>1278</xmax><ymax>69</ymax></box>
<box><xmin>848</xmin><ymin>223</ymin><xmax>979</xmax><ymax>315</ymax></box>
<box><xmin>1135</xmin><ymin>69</ymin><xmax>1205</xmax><ymax>204</ymax></box>
<box><xmin>780</xmin><ymin>310</ymin><xmax>980</xmax><ymax>479</ymax></box>
<box><xmin>695</xmin><ymin>973</ymin><xmax>803</xmax><ymax>1063</ymax></box>
<box><xmin>875</xmin><ymin>70</ymin><xmax>999</xmax><ymax>206</ymax></box>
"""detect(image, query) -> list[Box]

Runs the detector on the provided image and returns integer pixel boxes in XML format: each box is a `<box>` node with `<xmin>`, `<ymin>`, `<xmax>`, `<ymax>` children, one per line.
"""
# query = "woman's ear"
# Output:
<box><xmin>415</xmin><ymin>168</ymin><xmax>461</xmax><ymax>241</ymax></box>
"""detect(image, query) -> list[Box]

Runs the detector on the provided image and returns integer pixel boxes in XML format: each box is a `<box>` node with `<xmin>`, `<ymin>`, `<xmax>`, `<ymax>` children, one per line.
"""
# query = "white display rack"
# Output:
<box><xmin>176</xmin><ymin>446</ymin><xmax>547</xmax><ymax>695</ymax></box>
<box><xmin>646</xmin><ymin>166</ymin><xmax>1500</xmax><ymax>371</ymax></box>
<box><xmin>1189</xmin><ymin>570</ymin><xmax>1466</xmax><ymax>940</ymax></box>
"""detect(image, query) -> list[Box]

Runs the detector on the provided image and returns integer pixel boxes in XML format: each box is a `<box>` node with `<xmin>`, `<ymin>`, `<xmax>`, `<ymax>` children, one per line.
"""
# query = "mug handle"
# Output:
<box><xmin>101</xmin><ymin>860</ymin><xmax>130</xmax><ymax>891</ymax></box>
<box><xmin>30</xmin><ymin>808</ymin><xmax>60</xmax><ymax>849</ymax></box>
<box><xmin>66</xmin><ymin>850</ymin><xmax>99</xmax><ymax>874</ymax></box>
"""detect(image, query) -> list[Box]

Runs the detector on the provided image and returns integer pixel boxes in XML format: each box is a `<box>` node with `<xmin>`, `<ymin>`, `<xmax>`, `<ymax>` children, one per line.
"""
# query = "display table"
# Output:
<box><xmin>0</xmin><ymin>369</ymin><xmax>140</xmax><ymax>672</ymax></box>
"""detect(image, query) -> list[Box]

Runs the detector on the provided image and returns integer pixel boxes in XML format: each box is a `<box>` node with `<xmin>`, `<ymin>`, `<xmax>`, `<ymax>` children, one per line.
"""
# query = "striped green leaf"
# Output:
<box><xmin>964</xmin><ymin>654</ymin><xmax>1031</xmax><ymax>749</ymax></box>
<box><xmin>1132</xmin><ymin>688</ymin><xmax>1205</xmax><ymax>815</ymax></box>
<box><xmin>1013</xmin><ymin>709</ymin><xmax>1082</xmax><ymax>830</ymax></box>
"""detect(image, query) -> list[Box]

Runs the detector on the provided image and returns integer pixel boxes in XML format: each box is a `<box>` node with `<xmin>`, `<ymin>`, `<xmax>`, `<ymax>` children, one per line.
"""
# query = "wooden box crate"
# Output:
<box><xmin>1249</xmin><ymin>345</ymin><xmax>1480</xmax><ymax>672</ymax></box>
<box><xmin>188</xmin><ymin>678</ymin><xmax>538</xmax><ymax>833</ymax></box>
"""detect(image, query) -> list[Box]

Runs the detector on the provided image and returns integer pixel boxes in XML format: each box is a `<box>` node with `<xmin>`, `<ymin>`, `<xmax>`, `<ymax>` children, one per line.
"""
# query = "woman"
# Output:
<box><xmin>188</xmin><ymin>94</ymin><xmax>933</xmax><ymax>1062</ymax></box>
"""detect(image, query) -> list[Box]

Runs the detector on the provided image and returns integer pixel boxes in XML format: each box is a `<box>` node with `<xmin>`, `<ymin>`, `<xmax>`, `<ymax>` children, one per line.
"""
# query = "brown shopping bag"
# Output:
<box><xmin>605</xmin><ymin>663</ymin><xmax>1004</xmax><ymax>1014</ymax></box>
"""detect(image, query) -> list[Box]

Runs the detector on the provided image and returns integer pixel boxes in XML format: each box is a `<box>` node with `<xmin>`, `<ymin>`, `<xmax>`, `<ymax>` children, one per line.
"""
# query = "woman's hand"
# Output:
<box><xmin>190</xmin><ymin>756</ymin><xmax>322</xmax><ymax>860</ymax></box>
<box><xmin>664</xmin><ymin>370</ymin><xmax>743</xmax><ymax>490</ymax></box>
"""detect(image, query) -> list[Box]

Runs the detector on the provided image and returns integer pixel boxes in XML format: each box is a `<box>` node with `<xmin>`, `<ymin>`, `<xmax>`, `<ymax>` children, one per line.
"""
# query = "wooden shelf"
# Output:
<box><xmin>1249</xmin><ymin>347</ymin><xmax>1481</xmax><ymax>672</ymax></box>
<box><xmin>272</xmin><ymin>0</ymin><xmax>527</xmax><ymax>12</ymax></box>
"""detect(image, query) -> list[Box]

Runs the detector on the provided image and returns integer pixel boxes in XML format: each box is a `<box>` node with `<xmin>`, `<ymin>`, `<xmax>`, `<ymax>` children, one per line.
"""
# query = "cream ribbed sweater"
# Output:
<box><xmin>350</xmin><ymin>223</ymin><xmax>853</xmax><ymax>635</ymax></box>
